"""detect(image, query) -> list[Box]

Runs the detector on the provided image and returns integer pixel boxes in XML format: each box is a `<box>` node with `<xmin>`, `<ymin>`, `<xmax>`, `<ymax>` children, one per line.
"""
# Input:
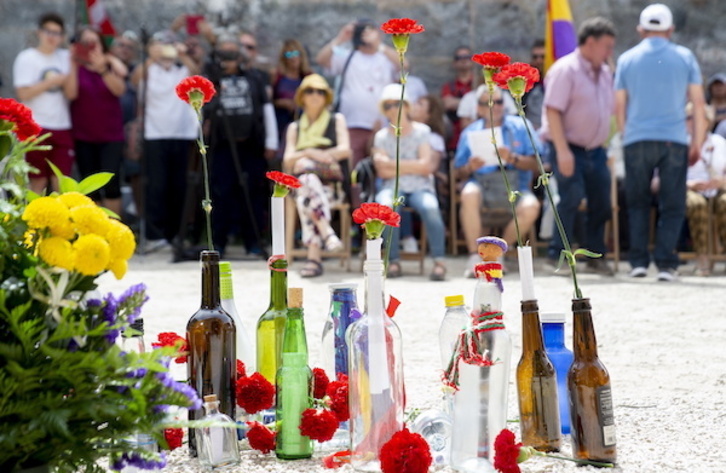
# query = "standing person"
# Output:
<box><xmin>441</xmin><ymin>46</ymin><xmax>474</xmax><ymax>151</ymax></box>
<box><xmin>315</xmin><ymin>19</ymin><xmax>400</xmax><ymax>166</ymax></box>
<box><xmin>540</xmin><ymin>17</ymin><xmax>617</xmax><ymax>276</ymax></box>
<box><xmin>522</xmin><ymin>39</ymin><xmax>545</xmax><ymax>130</ymax></box>
<box><xmin>272</xmin><ymin>39</ymin><xmax>312</xmax><ymax>156</ymax></box>
<box><xmin>615</xmin><ymin>3</ymin><xmax>707</xmax><ymax>281</ymax></box>
<box><xmin>131</xmin><ymin>30</ymin><xmax>199</xmax><ymax>252</ymax></box>
<box><xmin>12</xmin><ymin>12</ymin><xmax>74</xmax><ymax>194</ymax></box>
<box><xmin>706</xmin><ymin>73</ymin><xmax>726</xmax><ymax>132</ymax></box>
<box><xmin>68</xmin><ymin>26</ymin><xmax>128</xmax><ymax>216</ymax></box>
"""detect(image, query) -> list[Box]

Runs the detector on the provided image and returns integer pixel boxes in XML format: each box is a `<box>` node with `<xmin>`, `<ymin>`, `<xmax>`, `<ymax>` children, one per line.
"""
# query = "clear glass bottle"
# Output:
<box><xmin>410</xmin><ymin>408</ymin><xmax>452</xmax><ymax>466</ymax></box>
<box><xmin>568</xmin><ymin>298</ymin><xmax>617</xmax><ymax>464</ymax></box>
<box><xmin>439</xmin><ymin>295</ymin><xmax>468</xmax><ymax>371</ymax></box>
<box><xmin>219</xmin><ymin>261</ymin><xmax>254</xmax><ymax>370</ymax></box>
<box><xmin>347</xmin><ymin>238</ymin><xmax>405</xmax><ymax>472</ymax></box>
<box><xmin>541</xmin><ymin>311</ymin><xmax>573</xmax><ymax>435</ymax></box>
<box><xmin>516</xmin><ymin>300</ymin><xmax>561</xmax><ymax>451</ymax></box>
<box><xmin>256</xmin><ymin>257</ymin><xmax>287</xmax><ymax>384</ymax></box>
<box><xmin>449</xmin><ymin>262</ymin><xmax>511</xmax><ymax>473</ymax></box>
<box><xmin>275</xmin><ymin>287</ymin><xmax>313</xmax><ymax>459</ymax></box>
<box><xmin>197</xmin><ymin>394</ymin><xmax>241</xmax><ymax>470</ymax></box>
<box><xmin>187</xmin><ymin>251</ymin><xmax>237</xmax><ymax>456</ymax></box>
<box><xmin>321</xmin><ymin>283</ymin><xmax>359</xmax><ymax>379</ymax></box>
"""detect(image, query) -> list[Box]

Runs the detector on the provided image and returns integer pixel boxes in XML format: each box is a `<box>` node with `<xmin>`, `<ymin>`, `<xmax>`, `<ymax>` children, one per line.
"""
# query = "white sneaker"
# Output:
<box><xmin>401</xmin><ymin>236</ymin><xmax>419</xmax><ymax>253</ymax></box>
<box><xmin>628</xmin><ymin>267</ymin><xmax>648</xmax><ymax>278</ymax></box>
<box><xmin>657</xmin><ymin>269</ymin><xmax>679</xmax><ymax>282</ymax></box>
<box><xmin>463</xmin><ymin>253</ymin><xmax>480</xmax><ymax>278</ymax></box>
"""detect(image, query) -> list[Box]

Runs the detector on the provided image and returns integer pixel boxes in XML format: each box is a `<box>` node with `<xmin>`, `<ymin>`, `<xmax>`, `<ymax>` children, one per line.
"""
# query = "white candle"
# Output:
<box><xmin>365</xmin><ymin>238</ymin><xmax>388</xmax><ymax>394</ymax></box>
<box><xmin>518</xmin><ymin>246</ymin><xmax>536</xmax><ymax>301</ymax></box>
<box><xmin>271</xmin><ymin>196</ymin><xmax>284</xmax><ymax>256</ymax></box>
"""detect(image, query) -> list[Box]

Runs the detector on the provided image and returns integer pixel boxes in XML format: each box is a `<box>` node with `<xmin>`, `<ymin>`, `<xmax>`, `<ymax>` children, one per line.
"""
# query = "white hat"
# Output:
<box><xmin>378</xmin><ymin>83</ymin><xmax>411</xmax><ymax>112</ymax></box>
<box><xmin>639</xmin><ymin>4</ymin><xmax>673</xmax><ymax>32</ymax></box>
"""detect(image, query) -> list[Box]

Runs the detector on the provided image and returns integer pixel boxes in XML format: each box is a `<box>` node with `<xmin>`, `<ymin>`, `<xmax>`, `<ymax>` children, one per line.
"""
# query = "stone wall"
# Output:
<box><xmin>2</xmin><ymin>0</ymin><xmax>725</xmax><ymax>99</ymax></box>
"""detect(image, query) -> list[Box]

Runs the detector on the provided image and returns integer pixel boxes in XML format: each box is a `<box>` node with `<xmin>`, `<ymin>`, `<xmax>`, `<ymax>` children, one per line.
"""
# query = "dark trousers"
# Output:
<box><xmin>75</xmin><ymin>140</ymin><xmax>124</xmax><ymax>199</ymax></box>
<box><xmin>144</xmin><ymin>139</ymin><xmax>192</xmax><ymax>242</ymax></box>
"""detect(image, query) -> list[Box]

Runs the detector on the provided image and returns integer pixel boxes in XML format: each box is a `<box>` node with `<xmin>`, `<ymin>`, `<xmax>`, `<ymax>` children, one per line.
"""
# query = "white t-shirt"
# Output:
<box><xmin>330</xmin><ymin>47</ymin><xmax>396</xmax><ymax>129</ymax></box>
<box><xmin>141</xmin><ymin>62</ymin><xmax>198</xmax><ymax>140</ymax></box>
<box><xmin>13</xmin><ymin>47</ymin><xmax>71</xmax><ymax>130</ymax></box>
<box><xmin>687</xmin><ymin>133</ymin><xmax>726</xmax><ymax>198</ymax></box>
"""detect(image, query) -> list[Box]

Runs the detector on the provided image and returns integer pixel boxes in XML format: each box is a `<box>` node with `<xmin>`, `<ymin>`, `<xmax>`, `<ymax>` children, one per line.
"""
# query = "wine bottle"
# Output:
<box><xmin>256</xmin><ymin>257</ymin><xmax>287</xmax><ymax>383</ymax></box>
<box><xmin>541</xmin><ymin>311</ymin><xmax>573</xmax><ymax>435</ymax></box>
<box><xmin>186</xmin><ymin>250</ymin><xmax>237</xmax><ymax>456</ymax></box>
<box><xmin>568</xmin><ymin>298</ymin><xmax>617</xmax><ymax>464</ymax></box>
<box><xmin>275</xmin><ymin>287</ymin><xmax>313</xmax><ymax>459</ymax></box>
<box><xmin>516</xmin><ymin>299</ymin><xmax>561</xmax><ymax>451</ymax></box>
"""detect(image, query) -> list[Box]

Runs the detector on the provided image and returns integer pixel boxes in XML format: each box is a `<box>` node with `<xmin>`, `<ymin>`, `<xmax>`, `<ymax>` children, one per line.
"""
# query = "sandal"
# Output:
<box><xmin>387</xmin><ymin>262</ymin><xmax>402</xmax><ymax>279</ymax></box>
<box><xmin>429</xmin><ymin>262</ymin><xmax>447</xmax><ymax>281</ymax></box>
<box><xmin>323</xmin><ymin>233</ymin><xmax>344</xmax><ymax>252</ymax></box>
<box><xmin>300</xmin><ymin>259</ymin><xmax>323</xmax><ymax>278</ymax></box>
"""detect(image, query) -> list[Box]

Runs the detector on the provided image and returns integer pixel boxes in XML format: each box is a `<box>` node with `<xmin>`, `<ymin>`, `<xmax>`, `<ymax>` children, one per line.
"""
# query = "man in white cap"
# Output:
<box><xmin>615</xmin><ymin>3</ymin><xmax>707</xmax><ymax>282</ymax></box>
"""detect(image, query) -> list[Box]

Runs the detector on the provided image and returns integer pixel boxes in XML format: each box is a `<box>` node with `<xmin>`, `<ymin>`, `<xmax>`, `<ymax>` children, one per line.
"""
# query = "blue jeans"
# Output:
<box><xmin>375</xmin><ymin>188</ymin><xmax>446</xmax><ymax>262</ymax></box>
<box><xmin>548</xmin><ymin>144</ymin><xmax>611</xmax><ymax>260</ymax></box>
<box><xmin>624</xmin><ymin>141</ymin><xmax>687</xmax><ymax>271</ymax></box>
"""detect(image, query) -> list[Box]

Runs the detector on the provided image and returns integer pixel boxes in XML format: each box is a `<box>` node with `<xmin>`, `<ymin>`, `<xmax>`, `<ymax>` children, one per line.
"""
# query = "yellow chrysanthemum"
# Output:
<box><xmin>49</xmin><ymin>219</ymin><xmax>76</xmax><ymax>240</ymax></box>
<box><xmin>38</xmin><ymin>236</ymin><xmax>75</xmax><ymax>271</ymax></box>
<box><xmin>22</xmin><ymin>196</ymin><xmax>71</xmax><ymax>230</ymax></box>
<box><xmin>57</xmin><ymin>192</ymin><xmax>94</xmax><ymax>209</ymax></box>
<box><xmin>107</xmin><ymin>258</ymin><xmax>128</xmax><ymax>280</ymax></box>
<box><xmin>106</xmin><ymin>218</ymin><xmax>136</xmax><ymax>261</ymax></box>
<box><xmin>23</xmin><ymin>229</ymin><xmax>37</xmax><ymax>248</ymax></box>
<box><xmin>73</xmin><ymin>234</ymin><xmax>110</xmax><ymax>276</ymax></box>
<box><xmin>70</xmin><ymin>204</ymin><xmax>111</xmax><ymax>236</ymax></box>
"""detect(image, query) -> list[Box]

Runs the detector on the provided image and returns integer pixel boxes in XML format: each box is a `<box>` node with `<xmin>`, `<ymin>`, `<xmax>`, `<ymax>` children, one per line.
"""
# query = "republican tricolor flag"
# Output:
<box><xmin>81</xmin><ymin>0</ymin><xmax>116</xmax><ymax>39</ymax></box>
<box><xmin>544</xmin><ymin>0</ymin><xmax>577</xmax><ymax>73</ymax></box>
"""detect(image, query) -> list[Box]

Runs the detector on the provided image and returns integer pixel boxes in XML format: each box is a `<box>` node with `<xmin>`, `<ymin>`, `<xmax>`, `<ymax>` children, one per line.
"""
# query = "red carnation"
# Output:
<box><xmin>236</xmin><ymin>372</ymin><xmax>275</xmax><ymax>414</ymax></box>
<box><xmin>266</xmin><ymin>170</ymin><xmax>302</xmax><ymax>197</ymax></box>
<box><xmin>151</xmin><ymin>332</ymin><xmax>188</xmax><ymax>363</ymax></box>
<box><xmin>322</xmin><ymin>449</ymin><xmax>351</xmax><ymax>469</ymax></box>
<box><xmin>379</xmin><ymin>428</ymin><xmax>432</xmax><ymax>473</ymax></box>
<box><xmin>246</xmin><ymin>421</ymin><xmax>276</xmax><ymax>454</ymax></box>
<box><xmin>352</xmin><ymin>203</ymin><xmax>401</xmax><ymax>240</ymax></box>
<box><xmin>175</xmin><ymin>75</ymin><xmax>216</xmax><ymax>110</ymax></box>
<box><xmin>325</xmin><ymin>375</ymin><xmax>349</xmax><ymax>422</ymax></box>
<box><xmin>313</xmin><ymin>368</ymin><xmax>330</xmax><ymax>399</ymax></box>
<box><xmin>494</xmin><ymin>429</ymin><xmax>524</xmax><ymax>473</ymax></box>
<box><xmin>380</xmin><ymin>18</ymin><xmax>425</xmax><ymax>35</ymax></box>
<box><xmin>493</xmin><ymin>62</ymin><xmax>540</xmax><ymax>99</ymax></box>
<box><xmin>236</xmin><ymin>359</ymin><xmax>247</xmax><ymax>379</ymax></box>
<box><xmin>299</xmin><ymin>408</ymin><xmax>339</xmax><ymax>442</ymax></box>
<box><xmin>472</xmin><ymin>52</ymin><xmax>511</xmax><ymax>69</ymax></box>
<box><xmin>0</xmin><ymin>97</ymin><xmax>42</xmax><ymax>141</ymax></box>
<box><xmin>163</xmin><ymin>428</ymin><xmax>184</xmax><ymax>451</ymax></box>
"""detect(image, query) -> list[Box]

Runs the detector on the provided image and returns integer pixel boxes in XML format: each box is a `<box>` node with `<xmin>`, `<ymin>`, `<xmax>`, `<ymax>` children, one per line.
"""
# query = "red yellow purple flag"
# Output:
<box><xmin>544</xmin><ymin>0</ymin><xmax>577</xmax><ymax>72</ymax></box>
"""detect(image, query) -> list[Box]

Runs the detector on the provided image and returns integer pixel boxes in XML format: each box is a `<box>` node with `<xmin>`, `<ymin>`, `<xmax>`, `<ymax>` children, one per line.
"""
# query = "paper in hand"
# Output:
<box><xmin>468</xmin><ymin>127</ymin><xmax>504</xmax><ymax>168</ymax></box>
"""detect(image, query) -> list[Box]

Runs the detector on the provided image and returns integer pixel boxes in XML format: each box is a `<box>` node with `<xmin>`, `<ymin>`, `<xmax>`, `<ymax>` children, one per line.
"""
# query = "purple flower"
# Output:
<box><xmin>102</xmin><ymin>294</ymin><xmax>119</xmax><ymax>344</ymax></box>
<box><xmin>111</xmin><ymin>451</ymin><xmax>167</xmax><ymax>471</ymax></box>
<box><xmin>117</xmin><ymin>283</ymin><xmax>149</xmax><ymax>324</ymax></box>
<box><xmin>172</xmin><ymin>380</ymin><xmax>202</xmax><ymax>410</ymax></box>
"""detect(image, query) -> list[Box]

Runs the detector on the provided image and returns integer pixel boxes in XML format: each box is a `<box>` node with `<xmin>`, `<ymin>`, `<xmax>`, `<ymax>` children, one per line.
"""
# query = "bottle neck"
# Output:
<box><xmin>363</xmin><ymin>262</ymin><xmax>385</xmax><ymax>322</ymax></box>
<box><xmin>572</xmin><ymin>298</ymin><xmax>598</xmax><ymax>361</ymax></box>
<box><xmin>542</xmin><ymin>322</ymin><xmax>566</xmax><ymax>349</ymax></box>
<box><xmin>472</xmin><ymin>270</ymin><xmax>502</xmax><ymax>315</ymax></box>
<box><xmin>521</xmin><ymin>300</ymin><xmax>545</xmax><ymax>352</ymax></box>
<box><xmin>269</xmin><ymin>258</ymin><xmax>288</xmax><ymax>310</ymax></box>
<box><xmin>332</xmin><ymin>289</ymin><xmax>357</xmax><ymax>305</ymax></box>
<box><xmin>204</xmin><ymin>401</ymin><xmax>220</xmax><ymax>415</ymax></box>
<box><xmin>201</xmin><ymin>253</ymin><xmax>221</xmax><ymax>309</ymax></box>
<box><xmin>281</xmin><ymin>307</ymin><xmax>308</xmax><ymax>364</ymax></box>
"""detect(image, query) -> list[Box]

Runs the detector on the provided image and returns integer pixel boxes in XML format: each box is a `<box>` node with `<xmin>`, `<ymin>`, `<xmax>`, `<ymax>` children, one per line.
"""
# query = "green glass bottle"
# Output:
<box><xmin>275</xmin><ymin>287</ymin><xmax>313</xmax><ymax>459</ymax></box>
<box><xmin>256</xmin><ymin>257</ymin><xmax>288</xmax><ymax>383</ymax></box>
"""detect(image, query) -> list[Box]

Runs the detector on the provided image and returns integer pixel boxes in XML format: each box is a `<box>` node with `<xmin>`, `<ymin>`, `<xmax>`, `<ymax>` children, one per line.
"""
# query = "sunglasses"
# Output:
<box><xmin>284</xmin><ymin>50</ymin><xmax>300</xmax><ymax>59</ymax></box>
<box><xmin>478</xmin><ymin>99</ymin><xmax>505</xmax><ymax>106</ymax></box>
<box><xmin>382</xmin><ymin>101</ymin><xmax>402</xmax><ymax>111</ymax></box>
<box><xmin>241</xmin><ymin>43</ymin><xmax>256</xmax><ymax>51</ymax></box>
<box><xmin>454</xmin><ymin>54</ymin><xmax>470</xmax><ymax>61</ymax></box>
<box><xmin>303</xmin><ymin>88</ymin><xmax>327</xmax><ymax>96</ymax></box>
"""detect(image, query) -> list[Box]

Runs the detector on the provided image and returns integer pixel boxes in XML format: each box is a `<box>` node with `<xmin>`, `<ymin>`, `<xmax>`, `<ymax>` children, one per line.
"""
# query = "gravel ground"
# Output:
<box><xmin>99</xmin><ymin>248</ymin><xmax>726</xmax><ymax>473</ymax></box>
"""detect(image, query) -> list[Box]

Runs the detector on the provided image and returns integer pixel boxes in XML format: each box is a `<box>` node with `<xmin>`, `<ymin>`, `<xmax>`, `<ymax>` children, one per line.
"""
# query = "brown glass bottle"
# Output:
<box><xmin>516</xmin><ymin>299</ymin><xmax>561</xmax><ymax>452</ymax></box>
<box><xmin>186</xmin><ymin>251</ymin><xmax>237</xmax><ymax>456</ymax></box>
<box><xmin>567</xmin><ymin>298</ymin><xmax>616</xmax><ymax>464</ymax></box>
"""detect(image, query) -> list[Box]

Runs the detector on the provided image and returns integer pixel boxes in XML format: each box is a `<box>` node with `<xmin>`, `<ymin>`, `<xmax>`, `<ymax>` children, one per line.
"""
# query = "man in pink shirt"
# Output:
<box><xmin>540</xmin><ymin>17</ymin><xmax>616</xmax><ymax>276</ymax></box>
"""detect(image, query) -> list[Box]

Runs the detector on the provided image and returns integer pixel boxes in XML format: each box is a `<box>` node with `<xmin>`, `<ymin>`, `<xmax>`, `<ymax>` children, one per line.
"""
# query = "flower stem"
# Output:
<box><xmin>514</xmin><ymin>104</ymin><xmax>582</xmax><ymax>298</ymax></box>
<box><xmin>195</xmin><ymin>111</ymin><xmax>214</xmax><ymax>251</ymax></box>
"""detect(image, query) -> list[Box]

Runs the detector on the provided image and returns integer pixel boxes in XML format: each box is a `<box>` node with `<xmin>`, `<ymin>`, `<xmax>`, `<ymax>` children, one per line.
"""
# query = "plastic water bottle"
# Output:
<box><xmin>541</xmin><ymin>311</ymin><xmax>574</xmax><ymax>435</ymax></box>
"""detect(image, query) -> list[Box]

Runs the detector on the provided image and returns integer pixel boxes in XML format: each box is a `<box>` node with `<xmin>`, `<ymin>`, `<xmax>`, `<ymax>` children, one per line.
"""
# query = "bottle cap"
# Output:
<box><xmin>219</xmin><ymin>261</ymin><xmax>233</xmax><ymax>299</ymax></box>
<box><xmin>540</xmin><ymin>311</ymin><xmax>566</xmax><ymax>323</ymax></box>
<box><xmin>200</xmin><ymin>250</ymin><xmax>220</xmax><ymax>262</ymax></box>
<box><xmin>219</xmin><ymin>261</ymin><xmax>232</xmax><ymax>277</ymax></box>
<box><xmin>129</xmin><ymin>318</ymin><xmax>144</xmax><ymax>334</ymax></box>
<box><xmin>203</xmin><ymin>394</ymin><xmax>217</xmax><ymax>403</ymax></box>
<box><xmin>288</xmin><ymin>287</ymin><xmax>303</xmax><ymax>308</ymax></box>
<box><xmin>444</xmin><ymin>295</ymin><xmax>464</xmax><ymax>307</ymax></box>
<box><xmin>329</xmin><ymin>282</ymin><xmax>357</xmax><ymax>291</ymax></box>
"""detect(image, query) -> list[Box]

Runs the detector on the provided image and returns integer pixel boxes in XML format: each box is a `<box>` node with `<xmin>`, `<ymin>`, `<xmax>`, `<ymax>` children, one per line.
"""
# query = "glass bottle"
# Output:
<box><xmin>516</xmin><ymin>300</ymin><xmax>561</xmax><ymax>451</ymax></box>
<box><xmin>220</xmin><ymin>261</ymin><xmax>254</xmax><ymax>369</ymax></box>
<box><xmin>187</xmin><ymin>250</ymin><xmax>237</xmax><ymax>456</ymax></box>
<box><xmin>541</xmin><ymin>311</ymin><xmax>573</xmax><ymax>435</ymax></box>
<box><xmin>450</xmin><ymin>262</ymin><xmax>511</xmax><ymax>473</ymax></box>
<box><xmin>256</xmin><ymin>257</ymin><xmax>287</xmax><ymax>384</ymax></box>
<box><xmin>275</xmin><ymin>287</ymin><xmax>313</xmax><ymax>459</ymax></box>
<box><xmin>410</xmin><ymin>408</ymin><xmax>453</xmax><ymax>466</ymax></box>
<box><xmin>347</xmin><ymin>238</ymin><xmax>404</xmax><ymax>472</ymax></box>
<box><xmin>439</xmin><ymin>295</ymin><xmax>468</xmax><ymax>371</ymax></box>
<box><xmin>321</xmin><ymin>283</ymin><xmax>359</xmax><ymax>379</ymax></box>
<box><xmin>196</xmin><ymin>394</ymin><xmax>241</xmax><ymax>470</ymax></box>
<box><xmin>568</xmin><ymin>298</ymin><xmax>617</xmax><ymax>464</ymax></box>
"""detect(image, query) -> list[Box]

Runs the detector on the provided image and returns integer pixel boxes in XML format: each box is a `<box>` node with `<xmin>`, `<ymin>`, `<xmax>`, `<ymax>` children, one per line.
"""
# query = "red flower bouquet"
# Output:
<box><xmin>151</xmin><ymin>332</ymin><xmax>188</xmax><ymax>363</ymax></box>
<box><xmin>493</xmin><ymin>62</ymin><xmax>541</xmax><ymax>100</ymax></box>
<box><xmin>379</xmin><ymin>428</ymin><xmax>432</xmax><ymax>473</ymax></box>
<box><xmin>163</xmin><ymin>428</ymin><xmax>184</xmax><ymax>451</ymax></box>
<box><xmin>235</xmin><ymin>372</ymin><xmax>275</xmax><ymax>414</ymax></box>
<box><xmin>325</xmin><ymin>374</ymin><xmax>350</xmax><ymax>422</ymax></box>
<box><xmin>236</xmin><ymin>359</ymin><xmax>246</xmax><ymax>378</ymax></box>
<box><xmin>246</xmin><ymin>421</ymin><xmax>276</xmax><ymax>454</ymax></box>
<box><xmin>312</xmin><ymin>367</ymin><xmax>330</xmax><ymax>400</ymax></box>
<box><xmin>352</xmin><ymin>203</ymin><xmax>401</xmax><ymax>240</ymax></box>
<box><xmin>175</xmin><ymin>75</ymin><xmax>215</xmax><ymax>111</ymax></box>
<box><xmin>0</xmin><ymin>98</ymin><xmax>42</xmax><ymax>141</ymax></box>
<box><xmin>299</xmin><ymin>408</ymin><xmax>339</xmax><ymax>442</ymax></box>
<box><xmin>266</xmin><ymin>170</ymin><xmax>302</xmax><ymax>197</ymax></box>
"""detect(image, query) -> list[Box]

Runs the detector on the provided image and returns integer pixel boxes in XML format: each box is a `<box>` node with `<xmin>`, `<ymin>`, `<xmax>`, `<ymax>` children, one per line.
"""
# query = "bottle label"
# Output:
<box><xmin>596</xmin><ymin>385</ymin><xmax>616</xmax><ymax>447</ymax></box>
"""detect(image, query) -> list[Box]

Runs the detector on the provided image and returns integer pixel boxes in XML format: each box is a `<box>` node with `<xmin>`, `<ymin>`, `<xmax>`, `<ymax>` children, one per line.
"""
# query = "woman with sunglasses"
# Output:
<box><xmin>273</xmin><ymin>39</ymin><xmax>312</xmax><ymax>152</ymax></box>
<box><xmin>283</xmin><ymin>74</ymin><xmax>352</xmax><ymax>278</ymax></box>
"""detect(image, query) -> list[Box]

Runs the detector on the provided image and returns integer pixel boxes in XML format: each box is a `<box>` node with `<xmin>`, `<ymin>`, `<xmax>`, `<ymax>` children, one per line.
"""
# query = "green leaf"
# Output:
<box><xmin>77</xmin><ymin>172</ymin><xmax>113</xmax><ymax>195</ymax></box>
<box><xmin>573</xmin><ymin>248</ymin><xmax>602</xmax><ymax>259</ymax></box>
<box><xmin>0</xmin><ymin>134</ymin><xmax>11</xmax><ymax>158</ymax></box>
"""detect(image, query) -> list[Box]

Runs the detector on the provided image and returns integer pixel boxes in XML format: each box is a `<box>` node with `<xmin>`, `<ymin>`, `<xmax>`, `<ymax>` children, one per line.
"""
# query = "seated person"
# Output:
<box><xmin>373</xmin><ymin>84</ymin><xmax>448</xmax><ymax>281</ymax></box>
<box><xmin>685</xmin><ymin>104</ymin><xmax>726</xmax><ymax>276</ymax></box>
<box><xmin>454</xmin><ymin>86</ymin><xmax>541</xmax><ymax>277</ymax></box>
<box><xmin>283</xmin><ymin>74</ymin><xmax>351</xmax><ymax>278</ymax></box>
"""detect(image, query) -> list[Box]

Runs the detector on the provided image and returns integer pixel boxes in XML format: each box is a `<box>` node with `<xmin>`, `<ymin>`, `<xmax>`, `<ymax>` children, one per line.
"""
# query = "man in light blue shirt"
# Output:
<box><xmin>615</xmin><ymin>3</ymin><xmax>707</xmax><ymax>281</ymax></box>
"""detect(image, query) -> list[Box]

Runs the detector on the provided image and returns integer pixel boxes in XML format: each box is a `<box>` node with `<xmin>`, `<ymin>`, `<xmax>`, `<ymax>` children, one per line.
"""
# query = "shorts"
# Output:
<box><xmin>25</xmin><ymin>128</ymin><xmax>75</xmax><ymax>178</ymax></box>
